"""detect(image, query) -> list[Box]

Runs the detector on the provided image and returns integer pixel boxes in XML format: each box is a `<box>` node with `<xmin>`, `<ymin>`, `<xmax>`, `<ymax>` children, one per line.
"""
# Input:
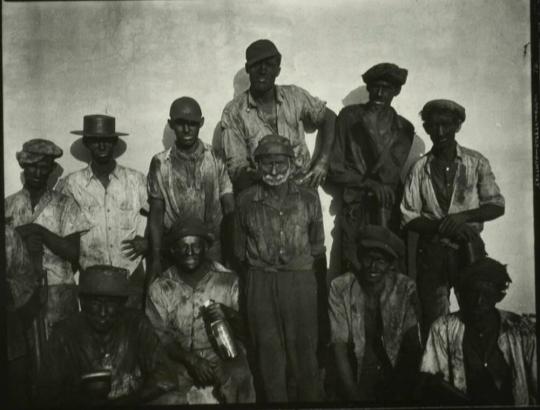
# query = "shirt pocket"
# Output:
<box><xmin>119</xmin><ymin>201</ymin><xmax>135</xmax><ymax>230</ymax></box>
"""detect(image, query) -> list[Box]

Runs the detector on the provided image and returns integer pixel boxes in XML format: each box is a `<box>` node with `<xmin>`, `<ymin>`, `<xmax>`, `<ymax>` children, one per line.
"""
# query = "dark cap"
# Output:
<box><xmin>456</xmin><ymin>257</ymin><xmax>511</xmax><ymax>292</ymax></box>
<box><xmin>16</xmin><ymin>139</ymin><xmax>63</xmax><ymax>166</ymax></box>
<box><xmin>358</xmin><ymin>225</ymin><xmax>405</xmax><ymax>260</ymax></box>
<box><xmin>71</xmin><ymin>114</ymin><xmax>129</xmax><ymax>138</ymax></box>
<box><xmin>165</xmin><ymin>217</ymin><xmax>215</xmax><ymax>248</ymax></box>
<box><xmin>169</xmin><ymin>97</ymin><xmax>203</xmax><ymax>123</ymax></box>
<box><xmin>246</xmin><ymin>39</ymin><xmax>281</xmax><ymax>67</ymax></box>
<box><xmin>253</xmin><ymin>134</ymin><xmax>294</xmax><ymax>159</ymax></box>
<box><xmin>421</xmin><ymin>99</ymin><xmax>466</xmax><ymax>123</ymax></box>
<box><xmin>362</xmin><ymin>63</ymin><xmax>408</xmax><ymax>87</ymax></box>
<box><xmin>79</xmin><ymin>265</ymin><xmax>130</xmax><ymax>297</ymax></box>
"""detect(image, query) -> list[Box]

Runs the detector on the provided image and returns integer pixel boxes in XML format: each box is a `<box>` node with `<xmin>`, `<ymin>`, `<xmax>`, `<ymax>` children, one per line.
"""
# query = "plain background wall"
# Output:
<box><xmin>3</xmin><ymin>0</ymin><xmax>534</xmax><ymax>313</ymax></box>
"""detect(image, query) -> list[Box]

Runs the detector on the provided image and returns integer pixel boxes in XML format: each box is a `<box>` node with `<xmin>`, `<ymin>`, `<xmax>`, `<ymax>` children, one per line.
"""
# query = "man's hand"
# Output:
<box><xmin>204</xmin><ymin>303</ymin><xmax>227</xmax><ymax>322</ymax></box>
<box><xmin>364</xmin><ymin>179</ymin><xmax>395</xmax><ymax>208</ymax></box>
<box><xmin>186</xmin><ymin>354</ymin><xmax>216</xmax><ymax>387</ymax></box>
<box><xmin>298</xmin><ymin>160</ymin><xmax>328</xmax><ymax>187</ymax></box>
<box><xmin>15</xmin><ymin>224</ymin><xmax>44</xmax><ymax>254</ymax></box>
<box><xmin>121</xmin><ymin>236</ymin><xmax>148</xmax><ymax>260</ymax></box>
<box><xmin>452</xmin><ymin>224</ymin><xmax>478</xmax><ymax>243</ymax></box>
<box><xmin>438</xmin><ymin>213</ymin><xmax>470</xmax><ymax>237</ymax></box>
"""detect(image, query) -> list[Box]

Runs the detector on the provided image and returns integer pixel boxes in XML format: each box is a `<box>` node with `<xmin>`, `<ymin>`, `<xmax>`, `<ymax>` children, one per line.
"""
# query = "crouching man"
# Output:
<box><xmin>329</xmin><ymin>225</ymin><xmax>422</xmax><ymax>403</ymax></box>
<box><xmin>146</xmin><ymin>218</ymin><xmax>255</xmax><ymax>404</ymax></box>
<box><xmin>419</xmin><ymin>257</ymin><xmax>537</xmax><ymax>405</ymax></box>
<box><xmin>35</xmin><ymin>265</ymin><xmax>176</xmax><ymax>407</ymax></box>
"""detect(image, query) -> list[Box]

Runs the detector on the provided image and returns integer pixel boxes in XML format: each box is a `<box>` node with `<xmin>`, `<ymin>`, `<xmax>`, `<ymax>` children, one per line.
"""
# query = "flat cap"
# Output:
<box><xmin>169</xmin><ymin>97</ymin><xmax>203</xmax><ymax>122</ymax></box>
<box><xmin>16</xmin><ymin>138</ymin><xmax>63</xmax><ymax>166</ymax></box>
<box><xmin>79</xmin><ymin>265</ymin><xmax>130</xmax><ymax>297</ymax></box>
<box><xmin>421</xmin><ymin>99</ymin><xmax>466</xmax><ymax>123</ymax></box>
<box><xmin>362</xmin><ymin>63</ymin><xmax>408</xmax><ymax>87</ymax></box>
<box><xmin>165</xmin><ymin>217</ymin><xmax>215</xmax><ymax>248</ymax></box>
<box><xmin>456</xmin><ymin>257</ymin><xmax>511</xmax><ymax>291</ymax></box>
<box><xmin>246</xmin><ymin>39</ymin><xmax>281</xmax><ymax>67</ymax></box>
<box><xmin>358</xmin><ymin>225</ymin><xmax>405</xmax><ymax>260</ymax></box>
<box><xmin>254</xmin><ymin>134</ymin><xmax>294</xmax><ymax>159</ymax></box>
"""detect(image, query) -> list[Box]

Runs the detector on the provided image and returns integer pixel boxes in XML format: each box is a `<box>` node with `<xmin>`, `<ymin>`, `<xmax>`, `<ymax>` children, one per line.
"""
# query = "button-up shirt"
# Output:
<box><xmin>328</xmin><ymin>271</ymin><xmax>419</xmax><ymax>382</ymax></box>
<box><xmin>146</xmin><ymin>261</ymin><xmax>239</xmax><ymax>357</ymax></box>
<box><xmin>401</xmin><ymin>144</ymin><xmax>505</xmax><ymax>233</ymax></box>
<box><xmin>220</xmin><ymin>85</ymin><xmax>327</xmax><ymax>182</ymax></box>
<box><xmin>234</xmin><ymin>181</ymin><xmax>325</xmax><ymax>271</ymax></box>
<box><xmin>147</xmin><ymin>141</ymin><xmax>232</xmax><ymax>235</ymax></box>
<box><xmin>57</xmin><ymin>163</ymin><xmax>147</xmax><ymax>274</ymax></box>
<box><xmin>421</xmin><ymin>310</ymin><xmax>537</xmax><ymax>405</ymax></box>
<box><xmin>5</xmin><ymin>189</ymin><xmax>90</xmax><ymax>285</ymax></box>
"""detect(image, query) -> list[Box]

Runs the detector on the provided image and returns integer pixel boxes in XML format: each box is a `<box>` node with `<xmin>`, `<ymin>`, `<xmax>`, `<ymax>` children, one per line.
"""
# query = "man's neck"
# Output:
<box><xmin>250</xmin><ymin>86</ymin><xmax>276</xmax><ymax>105</ymax></box>
<box><xmin>25</xmin><ymin>185</ymin><xmax>47</xmax><ymax>209</ymax></box>
<box><xmin>91</xmin><ymin>160</ymin><xmax>116</xmax><ymax>178</ymax></box>
<box><xmin>175</xmin><ymin>139</ymin><xmax>200</xmax><ymax>155</ymax></box>
<box><xmin>176</xmin><ymin>261</ymin><xmax>209</xmax><ymax>288</ymax></box>
<box><xmin>465</xmin><ymin>309</ymin><xmax>500</xmax><ymax>335</ymax></box>
<box><xmin>432</xmin><ymin>141</ymin><xmax>457</xmax><ymax>162</ymax></box>
<box><xmin>264</xmin><ymin>181</ymin><xmax>289</xmax><ymax>201</ymax></box>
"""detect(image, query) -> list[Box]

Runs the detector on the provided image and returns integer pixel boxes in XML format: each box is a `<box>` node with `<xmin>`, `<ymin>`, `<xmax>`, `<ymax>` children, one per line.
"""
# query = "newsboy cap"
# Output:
<box><xmin>169</xmin><ymin>97</ymin><xmax>203</xmax><ymax>123</ymax></box>
<box><xmin>254</xmin><ymin>134</ymin><xmax>294</xmax><ymax>159</ymax></box>
<box><xmin>246</xmin><ymin>39</ymin><xmax>281</xmax><ymax>67</ymax></box>
<box><xmin>165</xmin><ymin>217</ymin><xmax>215</xmax><ymax>248</ymax></box>
<box><xmin>421</xmin><ymin>99</ymin><xmax>466</xmax><ymax>123</ymax></box>
<box><xmin>79</xmin><ymin>265</ymin><xmax>130</xmax><ymax>297</ymax></box>
<box><xmin>362</xmin><ymin>63</ymin><xmax>408</xmax><ymax>87</ymax></box>
<box><xmin>358</xmin><ymin>225</ymin><xmax>405</xmax><ymax>260</ymax></box>
<box><xmin>16</xmin><ymin>138</ymin><xmax>63</xmax><ymax>166</ymax></box>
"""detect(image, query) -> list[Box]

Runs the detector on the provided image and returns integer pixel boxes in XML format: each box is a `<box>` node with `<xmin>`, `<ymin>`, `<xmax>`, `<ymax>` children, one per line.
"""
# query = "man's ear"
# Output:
<box><xmin>455</xmin><ymin>121</ymin><xmax>462</xmax><ymax>133</ymax></box>
<box><xmin>393</xmin><ymin>86</ymin><xmax>402</xmax><ymax>97</ymax></box>
<box><xmin>422</xmin><ymin>123</ymin><xmax>430</xmax><ymax>135</ymax></box>
<box><xmin>199</xmin><ymin>117</ymin><xmax>205</xmax><ymax>128</ymax></box>
<box><xmin>167</xmin><ymin>119</ymin><xmax>174</xmax><ymax>130</ymax></box>
<box><xmin>276</xmin><ymin>66</ymin><xmax>281</xmax><ymax>79</ymax></box>
<box><xmin>244</xmin><ymin>62</ymin><xmax>250</xmax><ymax>73</ymax></box>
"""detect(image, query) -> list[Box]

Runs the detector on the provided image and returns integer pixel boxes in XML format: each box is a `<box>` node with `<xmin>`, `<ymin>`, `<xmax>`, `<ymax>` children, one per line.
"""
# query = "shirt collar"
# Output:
<box><xmin>252</xmin><ymin>180</ymin><xmax>299</xmax><ymax>203</ymax></box>
<box><xmin>165</xmin><ymin>140</ymin><xmax>206</xmax><ymax>161</ymax></box>
<box><xmin>246</xmin><ymin>85</ymin><xmax>284</xmax><ymax>109</ymax></box>
<box><xmin>167</xmin><ymin>261</ymin><xmax>214</xmax><ymax>290</ymax></box>
<box><xmin>83</xmin><ymin>163</ymin><xmax>122</xmax><ymax>187</ymax></box>
<box><xmin>424</xmin><ymin>142</ymin><xmax>464</xmax><ymax>171</ymax></box>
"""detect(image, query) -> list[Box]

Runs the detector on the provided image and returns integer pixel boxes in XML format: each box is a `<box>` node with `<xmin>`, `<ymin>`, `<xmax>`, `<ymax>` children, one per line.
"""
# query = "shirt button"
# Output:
<box><xmin>280</xmin><ymin>231</ymin><xmax>284</xmax><ymax>235</ymax></box>
<box><xmin>484</xmin><ymin>362</ymin><xmax>488</xmax><ymax>368</ymax></box>
<box><xmin>279</xmin><ymin>249</ymin><xmax>284</xmax><ymax>254</ymax></box>
<box><xmin>279</xmin><ymin>211</ymin><xmax>283</xmax><ymax>216</ymax></box>
<box><xmin>107</xmin><ymin>209</ymin><xmax>110</xmax><ymax>213</ymax></box>
<box><xmin>110</xmin><ymin>245</ymin><xmax>113</xmax><ymax>248</ymax></box>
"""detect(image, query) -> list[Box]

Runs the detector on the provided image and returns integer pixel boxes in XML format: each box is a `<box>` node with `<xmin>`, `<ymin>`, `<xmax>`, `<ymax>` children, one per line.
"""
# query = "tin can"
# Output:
<box><xmin>202</xmin><ymin>300</ymin><xmax>238</xmax><ymax>360</ymax></box>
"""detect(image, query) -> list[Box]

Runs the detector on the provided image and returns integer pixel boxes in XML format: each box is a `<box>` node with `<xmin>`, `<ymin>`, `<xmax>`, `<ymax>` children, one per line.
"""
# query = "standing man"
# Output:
<box><xmin>401</xmin><ymin>100</ymin><xmax>505</xmax><ymax>337</ymax></box>
<box><xmin>420</xmin><ymin>257</ymin><xmax>536</xmax><ymax>405</ymax></box>
<box><xmin>220</xmin><ymin>39</ymin><xmax>336</xmax><ymax>192</ymax></box>
<box><xmin>328</xmin><ymin>63</ymin><xmax>414</xmax><ymax>271</ymax></box>
<box><xmin>329</xmin><ymin>225</ymin><xmax>421</xmax><ymax>403</ymax></box>
<box><xmin>146</xmin><ymin>218</ymin><xmax>255</xmax><ymax>404</ymax></box>
<box><xmin>35</xmin><ymin>265</ymin><xmax>176</xmax><ymax>407</ymax></box>
<box><xmin>147</xmin><ymin>97</ymin><xmax>234</xmax><ymax>279</ymax></box>
<box><xmin>235</xmin><ymin>135</ymin><xmax>326</xmax><ymax>402</ymax></box>
<box><xmin>57</xmin><ymin>114</ymin><xmax>148</xmax><ymax>309</ymax></box>
<box><xmin>5</xmin><ymin>139</ymin><xmax>90</xmax><ymax>335</ymax></box>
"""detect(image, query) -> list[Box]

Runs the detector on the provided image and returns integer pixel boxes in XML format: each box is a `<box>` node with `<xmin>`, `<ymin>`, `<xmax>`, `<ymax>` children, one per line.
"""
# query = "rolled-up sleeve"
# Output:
<box><xmin>216</xmin><ymin>155</ymin><xmax>234</xmax><ymax>197</ymax></box>
<box><xmin>400</xmin><ymin>162</ymin><xmax>424</xmax><ymax>227</ymax></box>
<box><xmin>477</xmin><ymin>156</ymin><xmax>505</xmax><ymax>208</ymax></box>
<box><xmin>295</xmin><ymin>85</ymin><xmax>327</xmax><ymax>132</ymax></box>
<box><xmin>221</xmin><ymin>108</ymin><xmax>250</xmax><ymax>183</ymax></box>
<box><xmin>420</xmin><ymin>320</ymin><xmax>450</xmax><ymax>378</ymax></box>
<box><xmin>328</xmin><ymin>280</ymin><xmax>350</xmax><ymax>345</ymax></box>
<box><xmin>60</xmin><ymin>196</ymin><xmax>91</xmax><ymax>237</ymax></box>
<box><xmin>146</xmin><ymin>281</ymin><xmax>174</xmax><ymax>346</ymax></box>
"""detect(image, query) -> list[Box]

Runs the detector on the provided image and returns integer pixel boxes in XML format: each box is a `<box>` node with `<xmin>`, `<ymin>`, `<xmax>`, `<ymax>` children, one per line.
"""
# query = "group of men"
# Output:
<box><xmin>6</xmin><ymin>39</ymin><xmax>536</xmax><ymax>407</ymax></box>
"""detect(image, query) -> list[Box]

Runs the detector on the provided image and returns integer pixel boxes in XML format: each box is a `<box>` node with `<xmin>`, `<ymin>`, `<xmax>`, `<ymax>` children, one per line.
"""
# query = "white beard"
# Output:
<box><xmin>262</xmin><ymin>168</ymin><xmax>292</xmax><ymax>186</ymax></box>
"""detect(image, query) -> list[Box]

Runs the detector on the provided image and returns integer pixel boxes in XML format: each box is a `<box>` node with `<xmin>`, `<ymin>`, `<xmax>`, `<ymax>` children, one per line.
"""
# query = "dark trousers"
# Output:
<box><xmin>245</xmin><ymin>268</ymin><xmax>322</xmax><ymax>403</ymax></box>
<box><xmin>416</xmin><ymin>238</ymin><xmax>462</xmax><ymax>339</ymax></box>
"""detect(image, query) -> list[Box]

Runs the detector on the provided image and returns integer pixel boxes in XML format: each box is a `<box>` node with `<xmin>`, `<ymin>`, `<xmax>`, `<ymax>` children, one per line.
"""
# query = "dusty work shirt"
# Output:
<box><xmin>329</xmin><ymin>104</ymin><xmax>415</xmax><ymax>204</ymax></box>
<box><xmin>421</xmin><ymin>310</ymin><xmax>537</xmax><ymax>405</ymax></box>
<box><xmin>401</xmin><ymin>144</ymin><xmax>505</xmax><ymax>233</ymax></box>
<box><xmin>220</xmin><ymin>85</ymin><xmax>327</xmax><ymax>182</ymax></box>
<box><xmin>328</xmin><ymin>271</ymin><xmax>419</xmax><ymax>382</ymax></box>
<box><xmin>147</xmin><ymin>141</ymin><xmax>232</xmax><ymax>235</ymax></box>
<box><xmin>146</xmin><ymin>261</ymin><xmax>239</xmax><ymax>355</ymax></box>
<box><xmin>5</xmin><ymin>189</ymin><xmax>90</xmax><ymax>285</ymax></box>
<box><xmin>57</xmin><ymin>163</ymin><xmax>147</xmax><ymax>274</ymax></box>
<box><xmin>36</xmin><ymin>309</ymin><xmax>175</xmax><ymax>406</ymax></box>
<box><xmin>234</xmin><ymin>181</ymin><xmax>325</xmax><ymax>271</ymax></box>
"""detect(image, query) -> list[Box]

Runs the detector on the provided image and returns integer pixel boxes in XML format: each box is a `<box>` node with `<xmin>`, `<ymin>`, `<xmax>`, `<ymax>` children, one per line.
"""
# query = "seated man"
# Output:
<box><xmin>35</xmin><ymin>265</ymin><xmax>176</xmax><ymax>407</ymax></box>
<box><xmin>146</xmin><ymin>218</ymin><xmax>255</xmax><ymax>404</ymax></box>
<box><xmin>329</xmin><ymin>225</ymin><xmax>422</xmax><ymax>403</ymax></box>
<box><xmin>420</xmin><ymin>257</ymin><xmax>537</xmax><ymax>405</ymax></box>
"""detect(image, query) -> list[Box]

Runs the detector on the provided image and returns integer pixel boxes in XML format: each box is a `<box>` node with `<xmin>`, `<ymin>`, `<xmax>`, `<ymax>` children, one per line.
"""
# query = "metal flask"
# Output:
<box><xmin>202</xmin><ymin>300</ymin><xmax>238</xmax><ymax>360</ymax></box>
